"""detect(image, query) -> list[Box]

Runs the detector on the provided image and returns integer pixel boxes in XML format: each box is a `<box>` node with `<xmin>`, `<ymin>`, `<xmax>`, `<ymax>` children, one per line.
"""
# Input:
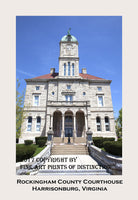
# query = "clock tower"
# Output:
<box><xmin>59</xmin><ymin>29</ymin><xmax>79</xmax><ymax>77</ymax></box>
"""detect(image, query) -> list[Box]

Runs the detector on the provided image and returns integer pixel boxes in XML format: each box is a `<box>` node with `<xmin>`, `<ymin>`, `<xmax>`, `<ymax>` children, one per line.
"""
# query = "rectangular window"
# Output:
<box><xmin>69</xmin><ymin>95</ymin><xmax>73</xmax><ymax>101</ymax></box>
<box><xmin>36</xmin><ymin>117</ymin><xmax>41</xmax><ymax>131</ymax></box>
<box><xmin>68</xmin><ymin>62</ymin><xmax>70</xmax><ymax>76</ymax></box>
<box><xmin>36</xmin><ymin>125</ymin><xmax>40</xmax><ymax>131</ymax></box>
<box><xmin>34</xmin><ymin>96</ymin><xmax>39</xmax><ymax>106</ymax></box>
<box><xmin>27</xmin><ymin>124</ymin><xmax>32</xmax><ymax>131</ymax></box>
<box><xmin>96</xmin><ymin>117</ymin><xmax>101</xmax><ymax>131</ymax></box>
<box><xmin>105</xmin><ymin>117</ymin><xmax>110</xmax><ymax>131</ymax></box>
<box><xmin>64</xmin><ymin>63</ymin><xmax>66</xmax><ymax>76</ymax></box>
<box><xmin>72</xmin><ymin>63</ymin><xmax>74</xmax><ymax>76</ymax></box>
<box><xmin>97</xmin><ymin>125</ymin><xmax>101</xmax><ymax>131</ymax></box>
<box><xmin>27</xmin><ymin>117</ymin><xmax>32</xmax><ymax>131</ymax></box>
<box><xmin>67</xmin><ymin>85</ymin><xmax>71</xmax><ymax>89</ymax></box>
<box><xmin>98</xmin><ymin>87</ymin><xmax>102</xmax><ymax>91</ymax></box>
<box><xmin>36</xmin><ymin>86</ymin><xmax>40</xmax><ymax>90</ymax></box>
<box><xmin>105</xmin><ymin>125</ymin><xmax>110</xmax><ymax>131</ymax></box>
<box><xmin>98</xmin><ymin>96</ymin><xmax>103</xmax><ymax>107</ymax></box>
<box><xmin>65</xmin><ymin>95</ymin><xmax>73</xmax><ymax>101</ymax></box>
<box><xmin>65</xmin><ymin>95</ymin><xmax>68</xmax><ymax>101</ymax></box>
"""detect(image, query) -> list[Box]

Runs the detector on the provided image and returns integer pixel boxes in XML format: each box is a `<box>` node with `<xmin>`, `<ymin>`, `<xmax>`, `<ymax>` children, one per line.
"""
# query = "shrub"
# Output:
<box><xmin>37</xmin><ymin>140</ymin><xmax>46</xmax><ymax>147</ymax></box>
<box><xmin>24</xmin><ymin>140</ymin><xmax>33</xmax><ymax>145</ymax></box>
<box><xmin>93</xmin><ymin>137</ymin><xmax>103</xmax><ymax>148</ymax></box>
<box><xmin>103</xmin><ymin>138</ymin><xmax>115</xmax><ymax>142</ymax></box>
<box><xmin>118</xmin><ymin>138</ymin><xmax>122</xmax><ymax>142</ymax></box>
<box><xmin>16</xmin><ymin>144</ymin><xmax>36</xmax><ymax>162</ymax></box>
<box><xmin>103</xmin><ymin>141</ymin><xmax>122</xmax><ymax>156</ymax></box>
<box><xmin>35</xmin><ymin>137</ymin><xmax>47</xmax><ymax>145</ymax></box>
<box><xmin>93</xmin><ymin>137</ymin><xmax>115</xmax><ymax>148</ymax></box>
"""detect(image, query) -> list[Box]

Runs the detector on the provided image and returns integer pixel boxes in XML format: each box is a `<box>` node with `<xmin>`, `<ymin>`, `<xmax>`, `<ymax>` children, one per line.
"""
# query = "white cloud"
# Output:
<box><xmin>16</xmin><ymin>69</ymin><xmax>36</xmax><ymax>77</ymax></box>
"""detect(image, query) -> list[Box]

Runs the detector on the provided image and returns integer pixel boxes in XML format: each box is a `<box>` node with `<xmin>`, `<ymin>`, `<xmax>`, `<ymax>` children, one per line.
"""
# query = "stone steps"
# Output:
<box><xmin>53</xmin><ymin>137</ymin><xmax>86</xmax><ymax>144</ymax></box>
<box><xmin>51</xmin><ymin>144</ymin><xmax>89</xmax><ymax>155</ymax></box>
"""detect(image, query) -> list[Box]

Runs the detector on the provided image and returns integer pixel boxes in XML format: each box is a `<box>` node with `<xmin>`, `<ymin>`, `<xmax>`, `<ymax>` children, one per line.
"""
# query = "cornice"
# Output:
<box><xmin>25</xmin><ymin>77</ymin><xmax>111</xmax><ymax>84</ymax></box>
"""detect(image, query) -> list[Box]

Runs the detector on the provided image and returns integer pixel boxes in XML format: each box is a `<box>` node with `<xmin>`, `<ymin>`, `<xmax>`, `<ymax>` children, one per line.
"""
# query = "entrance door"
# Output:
<box><xmin>65</xmin><ymin>115</ymin><xmax>73</xmax><ymax>137</ymax></box>
<box><xmin>65</xmin><ymin>128</ymin><xmax>73</xmax><ymax>137</ymax></box>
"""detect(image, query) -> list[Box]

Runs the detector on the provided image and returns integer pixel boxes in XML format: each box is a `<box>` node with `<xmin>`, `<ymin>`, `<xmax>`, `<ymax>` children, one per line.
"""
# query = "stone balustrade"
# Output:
<box><xmin>47</xmin><ymin>101</ymin><xmax>90</xmax><ymax>107</ymax></box>
<box><xmin>16</xmin><ymin>143</ymin><xmax>52</xmax><ymax>175</ymax></box>
<box><xmin>88</xmin><ymin>145</ymin><xmax>122</xmax><ymax>175</ymax></box>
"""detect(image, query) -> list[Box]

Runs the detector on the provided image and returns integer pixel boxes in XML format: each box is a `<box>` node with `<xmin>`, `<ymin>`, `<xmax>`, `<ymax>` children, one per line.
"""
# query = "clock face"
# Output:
<box><xmin>61</xmin><ymin>44</ymin><xmax>77</xmax><ymax>56</ymax></box>
<box><xmin>66</xmin><ymin>45</ymin><xmax>72</xmax><ymax>50</ymax></box>
<box><xmin>66</xmin><ymin>45</ymin><xmax>72</xmax><ymax>55</ymax></box>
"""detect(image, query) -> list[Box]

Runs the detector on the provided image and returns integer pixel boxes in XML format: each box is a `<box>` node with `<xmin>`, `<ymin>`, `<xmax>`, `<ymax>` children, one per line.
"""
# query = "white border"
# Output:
<box><xmin>1</xmin><ymin>0</ymin><xmax>138</xmax><ymax>199</ymax></box>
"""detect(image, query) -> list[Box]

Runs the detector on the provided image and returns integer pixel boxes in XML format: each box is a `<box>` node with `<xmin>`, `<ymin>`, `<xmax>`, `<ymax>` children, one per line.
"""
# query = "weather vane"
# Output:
<box><xmin>67</xmin><ymin>28</ymin><xmax>71</xmax><ymax>35</ymax></box>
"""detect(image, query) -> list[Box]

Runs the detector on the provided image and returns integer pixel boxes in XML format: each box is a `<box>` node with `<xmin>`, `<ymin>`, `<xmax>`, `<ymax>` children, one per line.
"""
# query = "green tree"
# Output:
<box><xmin>16</xmin><ymin>79</ymin><xmax>25</xmax><ymax>138</ymax></box>
<box><xmin>115</xmin><ymin>108</ymin><xmax>122</xmax><ymax>138</ymax></box>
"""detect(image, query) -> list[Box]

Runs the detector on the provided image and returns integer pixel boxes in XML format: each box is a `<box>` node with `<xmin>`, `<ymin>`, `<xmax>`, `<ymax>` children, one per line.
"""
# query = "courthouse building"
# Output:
<box><xmin>21</xmin><ymin>30</ymin><xmax>116</xmax><ymax>143</ymax></box>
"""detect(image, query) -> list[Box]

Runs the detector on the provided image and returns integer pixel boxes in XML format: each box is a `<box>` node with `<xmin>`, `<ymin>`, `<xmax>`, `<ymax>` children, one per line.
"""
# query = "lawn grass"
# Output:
<box><xmin>16</xmin><ymin>144</ymin><xmax>46</xmax><ymax>157</ymax></box>
<box><xmin>101</xmin><ymin>147</ymin><xmax>105</xmax><ymax>151</ymax></box>
<box><xmin>33</xmin><ymin>146</ymin><xmax>46</xmax><ymax>157</ymax></box>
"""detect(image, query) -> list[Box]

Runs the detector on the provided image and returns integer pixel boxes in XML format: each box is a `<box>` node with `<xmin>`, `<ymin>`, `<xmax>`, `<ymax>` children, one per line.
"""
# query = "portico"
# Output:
<box><xmin>50</xmin><ymin>108</ymin><xmax>88</xmax><ymax>139</ymax></box>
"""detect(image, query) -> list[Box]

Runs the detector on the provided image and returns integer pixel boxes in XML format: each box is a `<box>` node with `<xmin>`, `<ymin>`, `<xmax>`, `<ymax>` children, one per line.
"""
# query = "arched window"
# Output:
<box><xmin>72</xmin><ymin>63</ymin><xmax>74</xmax><ymax>76</ymax></box>
<box><xmin>27</xmin><ymin>116</ymin><xmax>32</xmax><ymax>131</ymax></box>
<box><xmin>36</xmin><ymin>116</ymin><xmax>41</xmax><ymax>131</ymax></box>
<box><xmin>96</xmin><ymin>117</ymin><xmax>101</xmax><ymax>131</ymax></box>
<box><xmin>64</xmin><ymin>63</ymin><xmax>66</xmax><ymax>76</ymax></box>
<box><xmin>105</xmin><ymin>117</ymin><xmax>110</xmax><ymax>131</ymax></box>
<box><xmin>68</xmin><ymin>62</ymin><xmax>70</xmax><ymax>76</ymax></box>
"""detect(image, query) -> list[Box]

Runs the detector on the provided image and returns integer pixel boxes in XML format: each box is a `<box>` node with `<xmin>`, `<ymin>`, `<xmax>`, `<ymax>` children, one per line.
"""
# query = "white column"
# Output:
<box><xmin>73</xmin><ymin>115</ymin><xmax>76</xmax><ymax>138</ymax></box>
<box><xmin>51</xmin><ymin>115</ymin><xmax>53</xmax><ymax>130</ymax></box>
<box><xmin>101</xmin><ymin>117</ymin><xmax>105</xmax><ymax>132</ymax></box>
<box><xmin>61</xmin><ymin>114</ymin><xmax>65</xmax><ymax>138</ymax></box>
<box><xmin>85</xmin><ymin>114</ymin><xmax>88</xmax><ymax>131</ymax></box>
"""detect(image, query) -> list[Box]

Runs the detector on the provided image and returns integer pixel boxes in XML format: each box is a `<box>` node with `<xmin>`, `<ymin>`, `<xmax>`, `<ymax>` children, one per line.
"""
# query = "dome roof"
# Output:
<box><xmin>61</xmin><ymin>34</ymin><xmax>77</xmax><ymax>42</ymax></box>
<box><xmin>61</xmin><ymin>29</ymin><xmax>77</xmax><ymax>42</ymax></box>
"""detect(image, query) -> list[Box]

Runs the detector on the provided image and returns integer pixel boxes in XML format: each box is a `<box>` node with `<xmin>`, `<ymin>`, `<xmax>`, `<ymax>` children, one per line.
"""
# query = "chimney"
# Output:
<box><xmin>50</xmin><ymin>68</ymin><xmax>55</xmax><ymax>74</ymax></box>
<box><xmin>81</xmin><ymin>68</ymin><xmax>87</xmax><ymax>74</ymax></box>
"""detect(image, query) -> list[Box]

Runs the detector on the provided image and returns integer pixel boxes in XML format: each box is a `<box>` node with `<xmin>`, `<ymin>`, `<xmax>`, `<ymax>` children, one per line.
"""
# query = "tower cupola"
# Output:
<box><xmin>58</xmin><ymin>29</ymin><xmax>79</xmax><ymax>77</ymax></box>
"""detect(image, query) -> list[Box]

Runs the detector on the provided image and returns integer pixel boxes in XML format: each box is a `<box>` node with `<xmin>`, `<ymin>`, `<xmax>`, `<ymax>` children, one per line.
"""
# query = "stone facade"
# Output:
<box><xmin>20</xmin><ymin>31</ymin><xmax>117</xmax><ymax>143</ymax></box>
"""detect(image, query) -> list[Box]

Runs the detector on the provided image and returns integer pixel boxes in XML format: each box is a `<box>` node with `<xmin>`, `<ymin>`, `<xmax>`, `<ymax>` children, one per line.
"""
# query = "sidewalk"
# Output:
<box><xmin>36</xmin><ymin>155</ymin><xmax>110</xmax><ymax>175</ymax></box>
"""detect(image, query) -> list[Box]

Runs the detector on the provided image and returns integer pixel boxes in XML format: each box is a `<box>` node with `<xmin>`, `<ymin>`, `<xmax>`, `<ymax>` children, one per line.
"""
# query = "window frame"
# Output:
<box><xmin>97</xmin><ymin>95</ymin><xmax>104</xmax><ymax>107</ymax></box>
<box><xmin>97</xmin><ymin>87</ymin><xmax>102</xmax><ymax>91</ymax></box>
<box><xmin>105</xmin><ymin>116</ymin><xmax>110</xmax><ymax>131</ymax></box>
<box><xmin>33</xmin><ymin>95</ymin><xmax>40</xmax><ymax>106</ymax></box>
<box><xmin>64</xmin><ymin>63</ymin><xmax>66</xmax><ymax>76</ymax></box>
<box><xmin>67</xmin><ymin>85</ymin><xmax>71</xmax><ymax>90</ymax></box>
<box><xmin>36</xmin><ymin>86</ymin><xmax>40</xmax><ymax>90</ymax></box>
<box><xmin>36</xmin><ymin>116</ymin><xmax>41</xmax><ymax>132</ymax></box>
<box><xmin>65</xmin><ymin>95</ymin><xmax>73</xmax><ymax>101</ymax></box>
<box><xmin>27</xmin><ymin>116</ymin><xmax>32</xmax><ymax>131</ymax></box>
<box><xmin>68</xmin><ymin>62</ymin><xmax>70</xmax><ymax>76</ymax></box>
<box><xmin>72</xmin><ymin>63</ymin><xmax>75</xmax><ymax>76</ymax></box>
<box><xmin>96</xmin><ymin>116</ymin><xmax>101</xmax><ymax>131</ymax></box>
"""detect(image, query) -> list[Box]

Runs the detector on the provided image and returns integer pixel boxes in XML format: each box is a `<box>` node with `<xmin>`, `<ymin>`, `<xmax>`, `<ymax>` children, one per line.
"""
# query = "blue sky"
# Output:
<box><xmin>16</xmin><ymin>16</ymin><xmax>122</xmax><ymax>118</ymax></box>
